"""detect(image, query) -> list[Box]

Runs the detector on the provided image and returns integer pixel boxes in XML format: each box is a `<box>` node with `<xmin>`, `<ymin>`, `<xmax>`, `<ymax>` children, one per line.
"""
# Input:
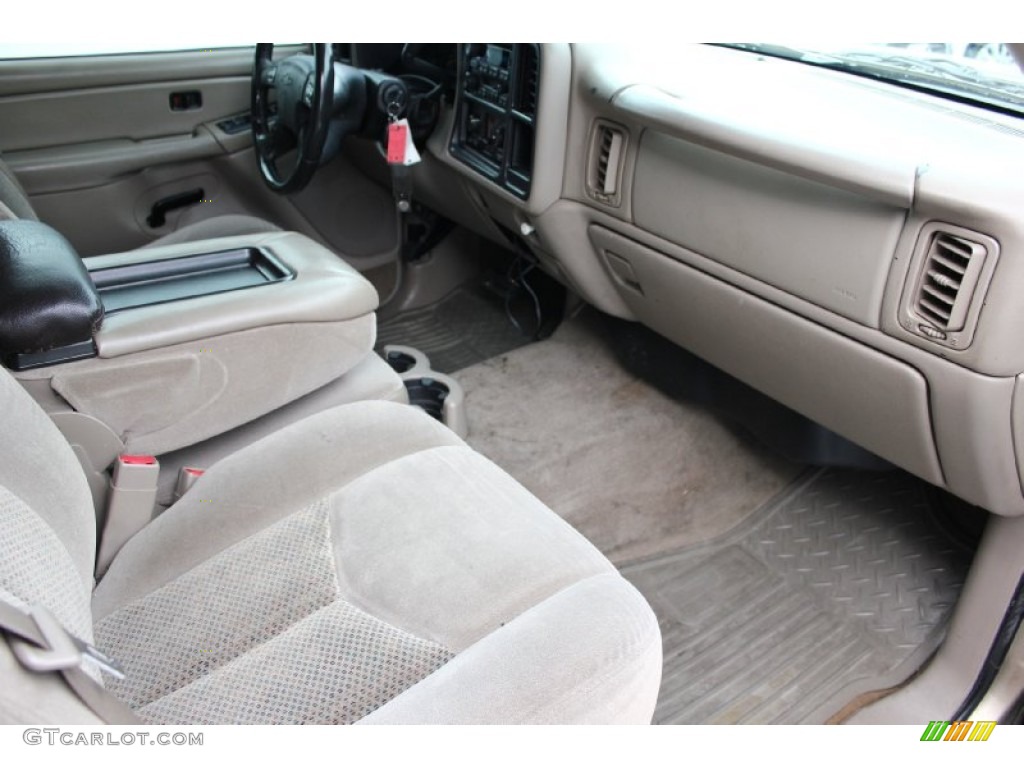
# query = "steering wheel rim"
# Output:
<box><xmin>251</xmin><ymin>44</ymin><xmax>335</xmax><ymax>194</ymax></box>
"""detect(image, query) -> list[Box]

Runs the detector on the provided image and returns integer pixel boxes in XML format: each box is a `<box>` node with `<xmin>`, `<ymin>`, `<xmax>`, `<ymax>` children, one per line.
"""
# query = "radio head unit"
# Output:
<box><xmin>450</xmin><ymin>43</ymin><xmax>539</xmax><ymax>200</ymax></box>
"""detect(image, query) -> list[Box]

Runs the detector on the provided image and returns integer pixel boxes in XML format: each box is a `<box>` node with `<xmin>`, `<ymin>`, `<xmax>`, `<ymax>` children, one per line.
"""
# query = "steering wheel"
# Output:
<box><xmin>251</xmin><ymin>44</ymin><xmax>335</xmax><ymax>194</ymax></box>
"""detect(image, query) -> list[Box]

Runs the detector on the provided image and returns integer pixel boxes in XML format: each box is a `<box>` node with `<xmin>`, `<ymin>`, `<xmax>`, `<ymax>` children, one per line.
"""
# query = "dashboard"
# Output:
<box><xmin>410</xmin><ymin>43</ymin><xmax>1024</xmax><ymax>520</ymax></box>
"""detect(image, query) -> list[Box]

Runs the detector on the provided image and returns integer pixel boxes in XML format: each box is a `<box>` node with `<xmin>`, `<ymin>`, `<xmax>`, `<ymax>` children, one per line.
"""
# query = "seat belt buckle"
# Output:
<box><xmin>8</xmin><ymin>605</ymin><xmax>126</xmax><ymax>680</ymax></box>
<box><xmin>96</xmin><ymin>454</ymin><xmax>160</xmax><ymax>577</ymax></box>
<box><xmin>173</xmin><ymin>466</ymin><xmax>205</xmax><ymax>502</ymax></box>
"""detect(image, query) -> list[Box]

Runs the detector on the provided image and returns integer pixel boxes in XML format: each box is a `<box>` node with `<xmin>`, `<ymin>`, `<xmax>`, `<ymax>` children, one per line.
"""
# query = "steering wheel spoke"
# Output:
<box><xmin>251</xmin><ymin>43</ymin><xmax>335</xmax><ymax>193</ymax></box>
<box><xmin>258</xmin><ymin>118</ymin><xmax>296</xmax><ymax>161</ymax></box>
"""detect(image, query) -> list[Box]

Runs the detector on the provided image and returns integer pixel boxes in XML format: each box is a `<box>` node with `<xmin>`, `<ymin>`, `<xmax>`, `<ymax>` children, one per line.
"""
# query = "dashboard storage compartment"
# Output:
<box><xmin>589</xmin><ymin>225</ymin><xmax>943</xmax><ymax>487</ymax></box>
<box><xmin>631</xmin><ymin>132</ymin><xmax>905</xmax><ymax>327</ymax></box>
<box><xmin>90</xmin><ymin>247</ymin><xmax>293</xmax><ymax>314</ymax></box>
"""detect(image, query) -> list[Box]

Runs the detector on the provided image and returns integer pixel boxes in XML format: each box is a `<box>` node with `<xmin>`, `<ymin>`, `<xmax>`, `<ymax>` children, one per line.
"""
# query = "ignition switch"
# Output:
<box><xmin>378</xmin><ymin>80</ymin><xmax>409</xmax><ymax>116</ymax></box>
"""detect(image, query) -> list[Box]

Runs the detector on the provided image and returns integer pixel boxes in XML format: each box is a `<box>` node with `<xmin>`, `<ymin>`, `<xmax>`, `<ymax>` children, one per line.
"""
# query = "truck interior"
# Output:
<box><xmin>1</xmin><ymin>41</ymin><xmax>1023</xmax><ymax>726</ymax></box>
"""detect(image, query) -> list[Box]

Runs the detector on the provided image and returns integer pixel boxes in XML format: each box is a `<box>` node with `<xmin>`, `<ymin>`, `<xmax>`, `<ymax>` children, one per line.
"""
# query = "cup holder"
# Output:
<box><xmin>381</xmin><ymin>344</ymin><xmax>468</xmax><ymax>438</ymax></box>
<box><xmin>382</xmin><ymin>345</ymin><xmax>430</xmax><ymax>377</ymax></box>
<box><xmin>404</xmin><ymin>377</ymin><xmax>450</xmax><ymax>421</ymax></box>
<box><xmin>385</xmin><ymin>349</ymin><xmax>418</xmax><ymax>374</ymax></box>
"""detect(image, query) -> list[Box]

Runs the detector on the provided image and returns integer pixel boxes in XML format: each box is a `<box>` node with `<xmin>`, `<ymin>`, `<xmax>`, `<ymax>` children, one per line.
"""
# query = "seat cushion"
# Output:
<box><xmin>0</xmin><ymin>369</ymin><xmax>101</xmax><ymax>724</ymax></box>
<box><xmin>91</xmin><ymin>400</ymin><xmax>662</xmax><ymax>724</ymax></box>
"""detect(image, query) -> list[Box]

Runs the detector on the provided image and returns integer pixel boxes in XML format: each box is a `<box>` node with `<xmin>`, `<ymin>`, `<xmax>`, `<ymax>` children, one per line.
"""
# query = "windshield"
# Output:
<box><xmin>718</xmin><ymin>43</ymin><xmax>1024</xmax><ymax>115</ymax></box>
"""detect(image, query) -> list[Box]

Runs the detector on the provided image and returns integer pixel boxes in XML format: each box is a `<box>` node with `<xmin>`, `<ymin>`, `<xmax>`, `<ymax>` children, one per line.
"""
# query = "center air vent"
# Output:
<box><xmin>901</xmin><ymin>223</ymin><xmax>998</xmax><ymax>350</ymax></box>
<box><xmin>515</xmin><ymin>45</ymin><xmax>539</xmax><ymax>116</ymax></box>
<box><xmin>588</xmin><ymin>121</ymin><xmax>627</xmax><ymax>206</ymax></box>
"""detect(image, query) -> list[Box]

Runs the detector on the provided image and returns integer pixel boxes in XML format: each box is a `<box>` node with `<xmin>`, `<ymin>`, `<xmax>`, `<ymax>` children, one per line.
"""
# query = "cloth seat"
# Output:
<box><xmin>0</xmin><ymin>369</ymin><xmax>662</xmax><ymax>724</ymax></box>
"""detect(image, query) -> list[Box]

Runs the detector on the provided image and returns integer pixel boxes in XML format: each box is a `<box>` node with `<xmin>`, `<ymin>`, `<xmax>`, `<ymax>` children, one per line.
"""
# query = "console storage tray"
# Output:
<box><xmin>90</xmin><ymin>247</ymin><xmax>293</xmax><ymax>314</ymax></box>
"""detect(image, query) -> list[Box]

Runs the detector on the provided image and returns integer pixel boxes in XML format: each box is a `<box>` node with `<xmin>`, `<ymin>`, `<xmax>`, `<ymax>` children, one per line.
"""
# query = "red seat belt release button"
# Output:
<box><xmin>119</xmin><ymin>454</ymin><xmax>157</xmax><ymax>466</ymax></box>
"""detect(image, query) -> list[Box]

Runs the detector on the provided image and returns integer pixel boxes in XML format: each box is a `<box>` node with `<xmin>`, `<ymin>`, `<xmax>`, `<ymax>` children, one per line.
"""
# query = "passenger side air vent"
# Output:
<box><xmin>900</xmin><ymin>223</ymin><xmax>999</xmax><ymax>350</ymax></box>
<box><xmin>587</xmin><ymin>121</ymin><xmax>628</xmax><ymax>207</ymax></box>
<box><xmin>915</xmin><ymin>233</ymin><xmax>986</xmax><ymax>331</ymax></box>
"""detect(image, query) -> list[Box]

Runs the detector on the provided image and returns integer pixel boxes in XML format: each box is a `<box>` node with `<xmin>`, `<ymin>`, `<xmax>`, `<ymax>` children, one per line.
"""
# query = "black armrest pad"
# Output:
<box><xmin>0</xmin><ymin>220</ymin><xmax>103</xmax><ymax>359</ymax></box>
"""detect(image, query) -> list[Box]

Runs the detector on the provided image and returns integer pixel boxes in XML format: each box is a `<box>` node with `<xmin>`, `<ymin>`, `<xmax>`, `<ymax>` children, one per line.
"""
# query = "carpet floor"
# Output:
<box><xmin>457</xmin><ymin>310</ymin><xmax>803</xmax><ymax>564</ymax></box>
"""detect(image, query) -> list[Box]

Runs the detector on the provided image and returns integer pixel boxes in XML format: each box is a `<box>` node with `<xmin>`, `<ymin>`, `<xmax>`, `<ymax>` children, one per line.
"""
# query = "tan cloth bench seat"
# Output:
<box><xmin>0</xmin><ymin>369</ymin><xmax>662</xmax><ymax>724</ymax></box>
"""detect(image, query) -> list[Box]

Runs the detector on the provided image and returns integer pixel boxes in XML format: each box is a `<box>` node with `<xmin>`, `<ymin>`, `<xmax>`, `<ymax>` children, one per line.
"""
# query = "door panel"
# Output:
<box><xmin>0</xmin><ymin>46</ymin><xmax>398</xmax><ymax>263</ymax></box>
<box><xmin>0</xmin><ymin>47</ymin><xmax>277</xmax><ymax>96</ymax></box>
<box><xmin>0</xmin><ymin>77</ymin><xmax>250</xmax><ymax>154</ymax></box>
<box><xmin>8</xmin><ymin>131</ymin><xmax>224</xmax><ymax>194</ymax></box>
<box><xmin>32</xmin><ymin>162</ymin><xmax>233</xmax><ymax>255</ymax></box>
<box><xmin>0</xmin><ymin>49</ymin><xmax>258</xmax><ymax>255</ymax></box>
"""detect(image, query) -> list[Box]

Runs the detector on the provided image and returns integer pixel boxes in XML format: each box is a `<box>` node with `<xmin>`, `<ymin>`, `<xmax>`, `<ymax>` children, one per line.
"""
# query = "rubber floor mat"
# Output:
<box><xmin>376</xmin><ymin>288</ymin><xmax>533</xmax><ymax>373</ymax></box>
<box><xmin>622</xmin><ymin>467</ymin><xmax>975</xmax><ymax>724</ymax></box>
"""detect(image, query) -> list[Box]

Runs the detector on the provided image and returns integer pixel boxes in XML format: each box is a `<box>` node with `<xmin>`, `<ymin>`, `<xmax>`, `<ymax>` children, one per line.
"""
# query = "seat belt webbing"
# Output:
<box><xmin>0</xmin><ymin>598</ymin><xmax>139</xmax><ymax>724</ymax></box>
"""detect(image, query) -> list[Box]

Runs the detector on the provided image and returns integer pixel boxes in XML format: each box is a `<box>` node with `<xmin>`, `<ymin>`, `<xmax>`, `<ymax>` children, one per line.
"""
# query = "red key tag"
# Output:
<box><xmin>387</xmin><ymin>121</ymin><xmax>408</xmax><ymax>165</ymax></box>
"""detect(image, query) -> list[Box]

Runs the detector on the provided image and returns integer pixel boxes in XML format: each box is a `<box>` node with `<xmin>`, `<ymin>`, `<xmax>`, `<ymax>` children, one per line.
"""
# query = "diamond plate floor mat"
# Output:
<box><xmin>622</xmin><ymin>467</ymin><xmax>976</xmax><ymax>724</ymax></box>
<box><xmin>376</xmin><ymin>288</ymin><xmax>533</xmax><ymax>373</ymax></box>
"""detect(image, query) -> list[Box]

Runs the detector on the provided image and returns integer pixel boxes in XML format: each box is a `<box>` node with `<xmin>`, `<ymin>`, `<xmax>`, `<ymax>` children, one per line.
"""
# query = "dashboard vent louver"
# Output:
<box><xmin>899</xmin><ymin>222</ymin><xmax>998</xmax><ymax>351</ymax></box>
<box><xmin>517</xmin><ymin>45</ymin><xmax>539</xmax><ymax>116</ymax></box>
<box><xmin>588</xmin><ymin>122</ymin><xmax>627</xmax><ymax>206</ymax></box>
<box><xmin>915</xmin><ymin>231</ymin><xmax>987</xmax><ymax>332</ymax></box>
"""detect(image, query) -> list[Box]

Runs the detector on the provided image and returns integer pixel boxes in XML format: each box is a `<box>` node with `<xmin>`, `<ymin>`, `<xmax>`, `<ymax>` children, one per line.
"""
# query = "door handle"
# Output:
<box><xmin>146</xmin><ymin>188</ymin><xmax>205</xmax><ymax>228</ymax></box>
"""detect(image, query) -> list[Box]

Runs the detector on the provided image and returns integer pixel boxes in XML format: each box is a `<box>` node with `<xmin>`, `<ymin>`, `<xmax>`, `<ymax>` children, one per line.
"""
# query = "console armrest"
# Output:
<box><xmin>83</xmin><ymin>231</ymin><xmax>378</xmax><ymax>358</ymax></box>
<box><xmin>16</xmin><ymin>230</ymin><xmax>380</xmax><ymax>458</ymax></box>
<box><xmin>0</xmin><ymin>221</ymin><xmax>103</xmax><ymax>369</ymax></box>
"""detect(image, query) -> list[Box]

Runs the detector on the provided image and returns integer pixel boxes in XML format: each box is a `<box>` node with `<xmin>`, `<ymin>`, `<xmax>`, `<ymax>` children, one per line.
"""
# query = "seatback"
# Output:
<box><xmin>0</xmin><ymin>367</ymin><xmax>101</xmax><ymax>723</ymax></box>
<box><xmin>0</xmin><ymin>157</ymin><xmax>37</xmax><ymax>221</ymax></box>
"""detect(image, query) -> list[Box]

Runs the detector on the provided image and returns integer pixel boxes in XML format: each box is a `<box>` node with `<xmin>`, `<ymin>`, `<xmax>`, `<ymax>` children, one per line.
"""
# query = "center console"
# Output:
<box><xmin>1</xmin><ymin>222</ymin><xmax>414</xmax><ymax>511</ymax></box>
<box><xmin>449</xmin><ymin>43</ymin><xmax>540</xmax><ymax>200</ymax></box>
<box><xmin>4</xmin><ymin>224</ymin><xmax>386</xmax><ymax>465</ymax></box>
<box><xmin>90</xmin><ymin>247</ymin><xmax>294</xmax><ymax>315</ymax></box>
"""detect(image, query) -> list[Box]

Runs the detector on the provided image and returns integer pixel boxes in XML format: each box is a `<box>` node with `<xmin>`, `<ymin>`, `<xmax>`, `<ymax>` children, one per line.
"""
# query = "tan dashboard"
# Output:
<box><xmin>427</xmin><ymin>42</ymin><xmax>1024</xmax><ymax>517</ymax></box>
